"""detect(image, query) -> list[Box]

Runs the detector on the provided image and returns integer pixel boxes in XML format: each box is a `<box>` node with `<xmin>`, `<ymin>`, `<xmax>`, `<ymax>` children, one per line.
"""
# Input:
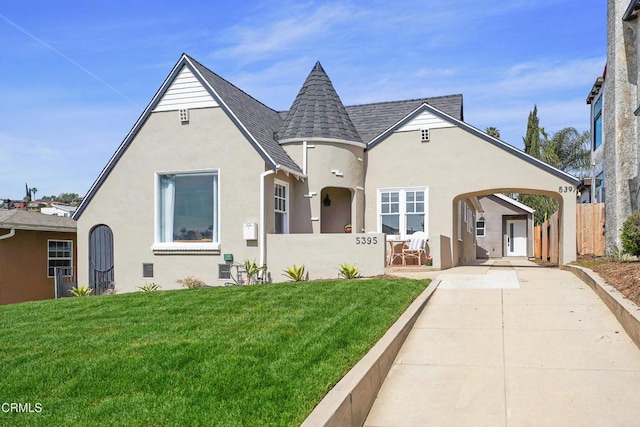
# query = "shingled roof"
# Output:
<box><xmin>0</xmin><ymin>210</ymin><xmax>76</xmax><ymax>232</ymax></box>
<box><xmin>278</xmin><ymin>62</ymin><xmax>362</xmax><ymax>143</ymax></box>
<box><xmin>346</xmin><ymin>95</ymin><xmax>463</xmax><ymax>144</ymax></box>
<box><xmin>187</xmin><ymin>56</ymin><xmax>302</xmax><ymax>173</ymax></box>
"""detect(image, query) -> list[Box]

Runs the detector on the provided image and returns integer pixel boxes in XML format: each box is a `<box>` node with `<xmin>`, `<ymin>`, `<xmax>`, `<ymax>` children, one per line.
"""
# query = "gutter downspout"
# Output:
<box><xmin>303</xmin><ymin>140</ymin><xmax>308</xmax><ymax>175</ymax></box>
<box><xmin>0</xmin><ymin>228</ymin><xmax>16</xmax><ymax>241</ymax></box>
<box><xmin>260</xmin><ymin>169</ymin><xmax>277</xmax><ymax>270</ymax></box>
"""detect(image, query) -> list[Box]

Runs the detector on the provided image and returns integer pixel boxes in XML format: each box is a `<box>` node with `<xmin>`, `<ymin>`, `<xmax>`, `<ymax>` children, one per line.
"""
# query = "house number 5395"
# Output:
<box><xmin>355</xmin><ymin>237</ymin><xmax>378</xmax><ymax>245</ymax></box>
<box><xmin>558</xmin><ymin>186</ymin><xmax>574</xmax><ymax>193</ymax></box>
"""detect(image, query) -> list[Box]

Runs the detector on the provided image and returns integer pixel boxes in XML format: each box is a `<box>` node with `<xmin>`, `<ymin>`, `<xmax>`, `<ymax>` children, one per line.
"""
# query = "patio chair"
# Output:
<box><xmin>402</xmin><ymin>231</ymin><xmax>428</xmax><ymax>265</ymax></box>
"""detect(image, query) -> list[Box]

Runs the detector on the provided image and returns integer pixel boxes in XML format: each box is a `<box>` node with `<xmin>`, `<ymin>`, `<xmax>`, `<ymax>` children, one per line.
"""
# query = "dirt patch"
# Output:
<box><xmin>574</xmin><ymin>255</ymin><xmax>640</xmax><ymax>307</ymax></box>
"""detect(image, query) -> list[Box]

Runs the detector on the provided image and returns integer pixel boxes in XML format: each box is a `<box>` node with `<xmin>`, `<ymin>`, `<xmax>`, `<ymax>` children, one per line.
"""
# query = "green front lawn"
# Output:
<box><xmin>0</xmin><ymin>278</ymin><xmax>429</xmax><ymax>426</ymax></box>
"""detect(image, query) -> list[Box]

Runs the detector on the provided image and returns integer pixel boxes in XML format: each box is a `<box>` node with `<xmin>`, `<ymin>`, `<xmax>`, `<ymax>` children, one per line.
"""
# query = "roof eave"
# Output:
<box><xmin>623</xmin><ymin>0</ymin><xmax>640</xmax><ymax>21</ymax></box>
<box><xmin>368</xmin><ymin>103</ymin><xmax>579</xmax><ymax>186</ymax></box>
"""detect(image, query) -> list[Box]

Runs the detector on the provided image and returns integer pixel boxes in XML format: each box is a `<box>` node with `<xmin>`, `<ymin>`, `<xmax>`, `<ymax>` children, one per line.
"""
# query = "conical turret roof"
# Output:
<box><xmin>278</xmin><ymin>62</ymin><xmax>362</xmax><ymax>143</ymax></box>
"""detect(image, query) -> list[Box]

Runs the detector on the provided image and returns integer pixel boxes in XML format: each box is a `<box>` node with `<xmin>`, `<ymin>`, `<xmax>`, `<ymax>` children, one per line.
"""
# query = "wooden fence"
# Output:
<box><xmin>534</xmin><ymin>203</ymin><xmax>606</xmax><ymax>263</ymax></box>
<box><xmin>576</xmin><ymin>203</ymin><xmax>606</xmax><ymax>256</ymax></box>
<box><xmin>534</xmin><ymin>211</ymin><xmax>560</xmax><ymax>263</ymax></box>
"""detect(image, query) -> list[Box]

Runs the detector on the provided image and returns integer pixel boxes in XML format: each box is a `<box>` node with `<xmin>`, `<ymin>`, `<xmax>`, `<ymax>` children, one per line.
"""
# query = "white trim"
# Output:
<box><xmin>492</xmin><ymin>193</ymin><xmax>535</xmax><ymax>214</ymax></box>
<box><xmin>476</xmin><ymin>216</ymin><xmax>486</xmax><ymax>237</ymax></box>
<box><xmin>47</xmin><ymin>239</ymin><xmax>73</xmax><ymax>278</ymax></box>
<box><xmin>376</xmin><ymin>187</ymin><xmax>429</xmax><ymax>239</ymax></box>
<box><xmin>274</xmin><ymin>178</ymin><xmax>289</xmax><ymax>234</ymax></box>
<box><xmin>153</xmin><ymin>169</ymin><xmax>220</xmax><ymax>250</ymax></box>
<box><xmin>278</xmin><ymin>137</ymin><xmax>366</xmax><ymax>148</ymax></box>
<box><xmin>396</xmin><ymin>110</ymin><xmax>455</xmax><ymax>132</ymax></box>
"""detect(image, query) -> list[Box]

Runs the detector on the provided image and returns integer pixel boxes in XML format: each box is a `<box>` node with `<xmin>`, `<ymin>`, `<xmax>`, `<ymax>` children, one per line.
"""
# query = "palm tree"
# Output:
<box><xmin>485</xmin><ymin>127</ymin><xmax>500</xmax><ymax>139</ymax></box>
<box><xmin>539</xmin><ymin>127</ymin><xmax>590</xmax><ymax>177</ymax></box>
<box><xmin>30</xmin><ymin>187</ymin><xmax>38</xmax><ymax>200</ymax></box>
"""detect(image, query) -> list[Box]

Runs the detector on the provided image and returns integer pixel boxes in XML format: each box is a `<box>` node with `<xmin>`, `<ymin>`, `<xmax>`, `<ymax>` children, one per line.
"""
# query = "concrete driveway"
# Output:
<box><xmin>365</xmin><ymin>259</ymin><xmax>640</xmax><ymax>426</ymax></box>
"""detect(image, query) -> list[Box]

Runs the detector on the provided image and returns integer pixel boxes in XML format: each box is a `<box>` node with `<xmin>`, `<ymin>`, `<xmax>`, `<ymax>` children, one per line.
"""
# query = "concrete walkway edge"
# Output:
<box><xmin>562</xmin><ymin>264</ymin><xmax>640</xmax><ymax>351</ymax></box>
<box><xmin>301</xmin><ymin>279</ymin><xmax>440</xmax><ymax>427</ymax></box>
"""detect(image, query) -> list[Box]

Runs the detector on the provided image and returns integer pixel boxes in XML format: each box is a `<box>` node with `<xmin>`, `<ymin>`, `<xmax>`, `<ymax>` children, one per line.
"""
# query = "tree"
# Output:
<box><xmin>518</xmin><ymin>193</ymin><xmax>558</xmax><ymax>225</ymax></box>
<box><xmin>523</xmin><ymin>105</ymin><xmax>541</xmax><ymax>158</ymax></box>
<box><xmin>518</xmin><ymin>107</ymin><xmax>590</xmax><ymax>225</ymax></box>
<box><xmin>540</xmin><ymin>127</ymin><xmax>590</xmax><ymax>178</ymax></box>
<box><xmin>30</xmin><ymin>187</ymin><xmax>38</xmax><ymax>200</ymax></box>
<box><xmin>485</xmin><ymin>127</ymin><xmax>500</xmax><ymax>139</ymax></box>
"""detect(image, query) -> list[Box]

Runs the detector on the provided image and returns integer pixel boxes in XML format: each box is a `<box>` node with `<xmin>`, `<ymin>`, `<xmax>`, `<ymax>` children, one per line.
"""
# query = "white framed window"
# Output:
<box><xmin>48</xmin><ymin>240</ymin><xmax>73</xmax><ymax>277</ymax></box>
<box><xmin>154</xmin><ymin>170</ymin><xmax>220</xmax><ymax>251</ymax></box>
<box><xmin>274</xmin><ymin>179</ymin><xmax>289</xmax><ymax>234</ymax></box>
<box><xmin>378</xmin><ymin>188</ymin><xmax>428</xmax><ymax>238</ymax></box>
<box><xmin>476</xmin><ymin>217</ymin><xmax>486</xmax><ymax>237</ymax></box>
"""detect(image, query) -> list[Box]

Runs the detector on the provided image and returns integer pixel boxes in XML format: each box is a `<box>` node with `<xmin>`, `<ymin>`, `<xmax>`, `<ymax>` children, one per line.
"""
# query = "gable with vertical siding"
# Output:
<box><xmin>153</xmin><ymin>66</ymin><xmax>219</xmax><ymax>112</ymax></box>
<box><xmin>396</xmin><ymin>110</ymin><xmax>455</xmax><ymax>132</ymax></box>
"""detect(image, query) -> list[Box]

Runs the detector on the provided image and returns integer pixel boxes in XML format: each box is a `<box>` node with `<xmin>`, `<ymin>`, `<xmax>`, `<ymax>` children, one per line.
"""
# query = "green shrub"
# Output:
<box><xmin>338</xmin><ymin>263</ymin><xmax>359</xmax><ymax>279</ymax></box>
<box><xmin>177</xmin><ymin>276</ymin><xmax>206</xmax><ymax>289</ymax></box>
<box><xmin>138</xmin><ymin>283</ymin><xmax>161</xmax><ymax>292</ymax></box>
<box><xmin>621</xmin><ymin>210</ymin><xmax>640</xmax><ymax>256</ymax></box>
<box><xmin>283</xmin><ymin>264</ymin><xmax>306</xmax><ymax>282</ymax></box>
<box><xmin>70</xmin><ymin>285</ymin><xmax>93</xmax><ymax>297</ymax></box>
<box><xmin>243</xmin><ymin>259</ymin><xmax>266</xmax><ymax>284</ymax></box>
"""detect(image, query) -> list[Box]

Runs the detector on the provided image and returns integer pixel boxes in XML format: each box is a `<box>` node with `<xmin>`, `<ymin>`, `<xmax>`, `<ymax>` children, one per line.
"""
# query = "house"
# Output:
<box><xmin>0</xmin><ymin>210</ymin><xmax>77</xmax><ymax>305</ymax></box>
<box><xmin>41</xmin><ymin>204</ymin><xmax>76</xmax><ymax>218</ymax></box>
<box><xmin>576</xmin><ymin>178</ymin><xmax>593</xmax><ymax>204</ymax></box>
<box><xmin>595</xmin><ymin>0</ymin><xmax>640</xmax><ymax>253</ymax></box>
<box><xmin>73</xmin><ymin>54</ymin><xmax>578</xmax><ymax>293</ymax></box>
<box><xmin>475</xmin><ymin>194</ymin><xmax>535</xmax><ymax>259</ymax></box>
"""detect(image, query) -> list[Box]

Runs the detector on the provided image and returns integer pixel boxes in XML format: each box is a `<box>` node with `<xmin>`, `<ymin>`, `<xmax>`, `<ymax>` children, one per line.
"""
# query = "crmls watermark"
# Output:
<box><xmin>1</xmin><ymin>402</ymin><xmax>43</xmax><ymax>413</ymax></box>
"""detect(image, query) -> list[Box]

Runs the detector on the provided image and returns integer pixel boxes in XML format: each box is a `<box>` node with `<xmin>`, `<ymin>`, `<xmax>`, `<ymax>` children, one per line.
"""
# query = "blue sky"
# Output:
<box><xmin>0</xmin><ymin>0</ymin><xmax>605</xmax><ymax>200</ymax></box>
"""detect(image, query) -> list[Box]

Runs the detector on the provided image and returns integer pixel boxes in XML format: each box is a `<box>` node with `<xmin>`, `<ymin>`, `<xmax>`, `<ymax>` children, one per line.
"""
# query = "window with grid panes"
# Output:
<box><xmin>48</xmin><ymin>240</ymin><xmax>73</xmax><ymax>277</ymax></box>
<box><xmin>274</xmin><ymin>180</ymin><xmax>288</xmax><ymax>234</ymax></box>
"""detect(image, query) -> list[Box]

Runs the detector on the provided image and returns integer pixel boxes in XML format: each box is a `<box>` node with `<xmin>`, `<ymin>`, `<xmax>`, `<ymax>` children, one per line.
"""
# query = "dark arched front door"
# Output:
<box><xmin>89</xmin><ymin>225</ymin><xmax>114</xmax><ymax>295</ymax></box>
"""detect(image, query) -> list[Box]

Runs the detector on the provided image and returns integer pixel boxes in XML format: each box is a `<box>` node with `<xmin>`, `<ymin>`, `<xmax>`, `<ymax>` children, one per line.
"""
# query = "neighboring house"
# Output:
<box><xmin>475</xmin><ymin>194</ymin><xmax>535</xmax><ymax>259</ymax></box>
<box><xmin>576</xmin><ymin>178</ymin><xmax>592</xmax><ymax>204</ymax></box>
<box><xmin>0</xmin><ymin>210</ymin><xmax>77</xmax><ymax>305</ymax></box>
<box><xmin>41</xmin><ymin>205</ymin><xmax>76</xmax><ymax>218</ymax></box>
<box><xmin>73</xmin><ymin>54</ymin><xmax>578</xmax><ymax>293</ymax></box>
<box><xmin>598</xmin><ymin>0</ymin><xmax>640</xmax><ymax>253</ymax></box>
<box><xmin>27</xmin><ymin>201</ymin><xmax>48</xmax><ymax>212</ymax></box>
<box><xmin>587</xmin><ymin>72</ymin><xmax>605</xmax><ymax>205</ymax></box>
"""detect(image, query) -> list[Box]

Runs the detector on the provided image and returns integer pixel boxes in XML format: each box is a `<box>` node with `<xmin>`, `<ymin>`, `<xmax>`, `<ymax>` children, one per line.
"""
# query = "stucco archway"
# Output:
<box><xmin>446</xmin><ymin>188</ymin><xmax>573</xmax><ymax>269</ymax></box>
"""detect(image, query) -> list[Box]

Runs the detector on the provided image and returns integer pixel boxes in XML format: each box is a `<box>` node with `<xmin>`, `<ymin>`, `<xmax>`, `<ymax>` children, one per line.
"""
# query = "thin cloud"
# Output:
<box><xmin>213</xmin><ymin>3</ymin><xmax>362</xmax><ymax>61</ymax></box>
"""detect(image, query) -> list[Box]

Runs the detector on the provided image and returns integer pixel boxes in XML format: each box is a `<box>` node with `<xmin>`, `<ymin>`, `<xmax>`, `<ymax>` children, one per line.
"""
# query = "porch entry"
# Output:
<box><xmin>506</xmin><ymin>219</ymin><xmax>527</xmax><ymax>257</ymax></box>
<box><xmin>89</xmin><ymin>225</ymin><xmax>114</xmax><ymax>295</ymax></box>
<box><xmin>320</xmin><ymin>187</ymin><xmax>352</xmax><ymax>233</ymax></box>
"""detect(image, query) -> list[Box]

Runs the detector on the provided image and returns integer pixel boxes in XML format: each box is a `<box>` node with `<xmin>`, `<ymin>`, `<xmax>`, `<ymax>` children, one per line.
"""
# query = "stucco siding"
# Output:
<box><xmin>283</xmin><ymin>141</ymin><xmax>365</xmax><ymax>233</ymax></box>
<box><xmin>77</xmin><ymin>107</ymin><xmax>266</xmax><ymax>292</ymax></box>
<box><xmin>266</xmin><ymin>233</ymin><xmax>385</xmax><ymax>282</ymax></box>
<box><xmin>365</xmin><ymin>126</ymin><xmax>576</xmax><ymax>268</ymax></box>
